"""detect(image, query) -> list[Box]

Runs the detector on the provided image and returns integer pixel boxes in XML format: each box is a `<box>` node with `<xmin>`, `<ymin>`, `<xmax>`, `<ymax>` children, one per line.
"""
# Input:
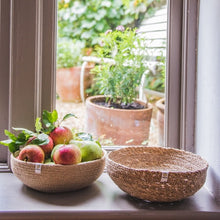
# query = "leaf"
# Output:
<box><xmin>0</xmin><ymin>139</ymin><xmax>13</xmax><ymax>147</ymax></box>
<box><xmin>74</xmin><ymin>132</ymin><xmax>93</xmax><ymax>141</ymax></box>
<box><xmin>4</xmin><ymin>130</ymin><xmax>17</xmax><ymax>141</ymax></box>
<box><xmin>31</xmin><ymin>133</ymin><xmax>49</xmax><ymax>146</ymax></box>
<box><xmin>8</xmin><ymin>142</ymin><xmax>19</xmax><ymax>153</ymax></box>
<box><xmin>35</xmin><ymin>117</ymin><xmax>42</xmax><ymax>133</ymax></box>
<box><xmin>95</xmin><ymin>140</ymin><xmax>102</xmax><ymax>148</ymax></box>
<box><xmin>0</xmin><ymin>128</ymin><xmax>33</xmax><ymax>153</ymax></box>
<box><xmin>42</xmin><ymin>110</ymin><xmax>58</xmax><ymax>125</ymax></box>
<box><xmin>42</xmin><ymin>110</ymin><xmax>58</xmax><ymax>133</ymax></box>
<box><xmin>62</xmin><ymin>113</ymin><xmax>78</xmax><ymax>122</ymax></box>
<box><xmin>0</xmin><ymin>139</ymin><xmax>20</xmax><ymax>153</ymax></box>
<box><xmin>95</xmin><ymin>22</ymin><xmax>105</xmax><ymax>32</ymax></box>
<box><xmin>12</xmin><ymin>127</ymin><xmax>35</xmax><ymax>137</ymax></box>
<box><xmin>81</xmin><ymin>30</ymin><xmax>93</xmax><ymax>39</ymax></box>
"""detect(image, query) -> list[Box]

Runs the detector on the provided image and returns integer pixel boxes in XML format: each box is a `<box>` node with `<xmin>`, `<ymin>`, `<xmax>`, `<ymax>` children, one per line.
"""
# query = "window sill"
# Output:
<box><xmin>0</xmin><ymin>173</ymin><xmax>219</xmax><ymax>220</ymax></box>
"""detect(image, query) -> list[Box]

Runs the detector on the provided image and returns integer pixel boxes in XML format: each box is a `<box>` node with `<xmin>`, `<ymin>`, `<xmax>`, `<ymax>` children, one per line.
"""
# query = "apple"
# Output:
<box><xmin>49</xmin><ymin>126</ymin><xmax>73</xmax><ymax>145</ymax></box>
<box><xmin>26</xmin><ymin>135</ymin><xmax>54</xmax><ymax>156</ymax></box>
<box><xmin>18</xmin><ymin>145</ymin><xmax>45</xmax><ymax>163</ymax></box>
<box><xmin>52</xmin><ymin>144</ymin><xmax>81</xmax><ymax>165</ymax></box>
<box><xmin>40</xmin><ymin>136</ymin><xmax>54</xmax><ymax>156</ymax></box>
<box><xmin>51</xmin><ymin>144</ymin><xmax>63</xmax><ymax>160</ymax></box>
<box><xmin>70</xmin><ymin>140</ymin><xmax>103</xmax><ymax>162</ymax></box>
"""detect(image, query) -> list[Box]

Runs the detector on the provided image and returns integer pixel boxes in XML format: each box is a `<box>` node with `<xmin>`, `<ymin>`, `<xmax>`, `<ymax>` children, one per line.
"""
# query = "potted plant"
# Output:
<box><xmin>56</xmin><ymin>39</ymin><xmax>94</xmax><ymax>102</ymax></box>
<box><xmin>85</xmin><ymin>26</ymin><xmax>153</xmax><ymax>145</ymax></box>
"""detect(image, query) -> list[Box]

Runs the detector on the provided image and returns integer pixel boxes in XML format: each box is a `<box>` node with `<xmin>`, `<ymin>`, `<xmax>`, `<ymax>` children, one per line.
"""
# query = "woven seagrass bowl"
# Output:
<box><xmin>11</xmin><ymin>149</ymin><xmax>106</xmax><ymax>193</ymax></box>
<box><xmin>107</xmin><ymin>146</ymin><xmax>208</xmax><ymax>202</ymax></box>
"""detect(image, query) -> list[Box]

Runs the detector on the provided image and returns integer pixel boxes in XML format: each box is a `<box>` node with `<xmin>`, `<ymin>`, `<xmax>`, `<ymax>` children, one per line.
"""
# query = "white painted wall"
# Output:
<box><xmin>196</xmin><ymin>0</ymin><xmax>220</xmax><ymax>201</ymax></box>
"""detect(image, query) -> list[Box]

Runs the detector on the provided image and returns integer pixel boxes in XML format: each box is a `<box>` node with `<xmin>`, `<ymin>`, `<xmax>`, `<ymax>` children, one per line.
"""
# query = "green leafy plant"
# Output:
<box><xmin>145</xmin><ymin>52</ymin><xmax>166</xmax><ymax>93</ymax></box>
<box><xmin>57</xmin><ymin>39</ymin><xmax>84</xmax><ymax>69</ymax></box>
<box><xmin>91</xmin><ymin>26</ymin><xmax>152</xmax><ymax>105</ymax></box>
<box><xmin>57</xmin><ymin>0</ymin><xmax>154</xmax><ymax>48</ymax></box>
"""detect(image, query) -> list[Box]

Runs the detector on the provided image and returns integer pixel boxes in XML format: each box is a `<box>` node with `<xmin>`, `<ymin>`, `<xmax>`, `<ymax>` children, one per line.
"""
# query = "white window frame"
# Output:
<box><xmin>0</xmin><ymin>0</ymin><xmax>197</xmax><ymax>171</ymax></box>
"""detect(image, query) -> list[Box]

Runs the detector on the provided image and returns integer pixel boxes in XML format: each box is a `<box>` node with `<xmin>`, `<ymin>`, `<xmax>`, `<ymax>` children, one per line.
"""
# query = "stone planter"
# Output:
<box><xmin>56</xmin><ymin>65</ymin><xmax>94</xmax><ymax>102</ymax></box>
<box><xmin>156</xmin><ymin>98</ymin><xmax>165</xmax><ymax>145</ymax></box>
<box><xmin>85</xmin><ymin>95</ymin><xmax>153</xmax><ymax>145</ymax></box>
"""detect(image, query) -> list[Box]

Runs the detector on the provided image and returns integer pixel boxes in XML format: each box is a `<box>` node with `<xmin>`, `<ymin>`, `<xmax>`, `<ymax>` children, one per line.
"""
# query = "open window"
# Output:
<box><xmin>1</xmin><ymin>0</ymin><xmax>218</xmax><ymax>202</ymax></box>
<box><xmin>0</xmin><ymin>0</ymin><xmax>196</xmax><ymax>167</ymax></box>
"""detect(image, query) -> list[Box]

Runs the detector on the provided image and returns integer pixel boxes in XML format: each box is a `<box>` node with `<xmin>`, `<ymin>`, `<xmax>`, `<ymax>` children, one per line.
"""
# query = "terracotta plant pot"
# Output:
<box><xmin>156</xmin><ymin>98</ymin><xmax>165</xmax><ymax>145</ymax></box>
<box><xmin>56</xmin><ymin>65</ymin><xmax>94</xmax><ymax>102</ymax></box>
<box><xmin>85</xmin><ymin>95</ymin><xmax>153</xmax><ymax>145</ymax></box>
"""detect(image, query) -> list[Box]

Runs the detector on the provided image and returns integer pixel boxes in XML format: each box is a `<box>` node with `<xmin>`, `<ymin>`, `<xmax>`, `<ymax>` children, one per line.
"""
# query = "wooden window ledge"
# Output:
<box><xmin>0</xmin><ymin>173</ymin><xmax>219</xmax><ymax>220</ymax></box>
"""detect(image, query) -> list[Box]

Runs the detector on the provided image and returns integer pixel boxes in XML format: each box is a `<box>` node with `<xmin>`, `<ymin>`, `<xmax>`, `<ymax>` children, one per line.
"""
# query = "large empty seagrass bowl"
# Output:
<box><xmin>11</xmin><ymin>149</ymin><xmax>106</xmax><ymax>193</ymax></box>
<box><xmin>107</xmin><ymin>146</ymin><xmax>208</xmax><ymax>202</ymax></box>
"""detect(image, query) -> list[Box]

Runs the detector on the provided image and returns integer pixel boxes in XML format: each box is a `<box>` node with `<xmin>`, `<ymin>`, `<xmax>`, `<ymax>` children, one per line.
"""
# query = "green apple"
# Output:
<box><xmin>70</xmin><ymin>140</ymin><xmax>102</xmax><ymax>162</ymax></box>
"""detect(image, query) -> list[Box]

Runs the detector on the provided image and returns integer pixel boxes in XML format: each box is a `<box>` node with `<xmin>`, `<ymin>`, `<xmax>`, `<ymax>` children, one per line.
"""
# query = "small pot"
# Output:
<box><xmin>156</xmin><ymin>98</ymin><xmax>165</xmax><ymax>146</ymax></box>
<box><xmin>56</xmin><ymin>65</ymin><xmax>94</xmax><ymax>102</ymax></box>
<box><xmin>85</xmin><ymin>95</ymin><xmax>153</xmax><ymax>145</ymax></box>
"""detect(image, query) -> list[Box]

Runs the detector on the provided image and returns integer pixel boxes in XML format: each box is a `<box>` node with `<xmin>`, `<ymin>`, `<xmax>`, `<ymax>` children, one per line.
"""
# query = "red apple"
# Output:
<box><xmin>52</xmin><ymin>144</ymin><xmax>81</xmax><ymax>165</ymax></box>
<box><xmin>26</xmin><ymin>135</ymin><xmax>54</xmax><ymax>156</ymax></box>
<box><xmin>49</xmin><ymin>126</ymin><xmax>73</xmax><ymax>145</ymax></box>
<box><xmin>40</xmin><ymin>136</ymin><xmax>54</xmax><ymax>155</ymax></box>
<box><xmin>18</xmin><ymin>145</ymin><xmax>45</xmax><ymax>163</ymax></box>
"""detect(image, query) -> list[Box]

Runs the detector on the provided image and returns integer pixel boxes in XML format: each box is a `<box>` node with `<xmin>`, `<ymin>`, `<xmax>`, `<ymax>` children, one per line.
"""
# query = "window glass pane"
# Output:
<box><xmin>56</xmin><ymin>0</ymin><xmax>167</xmax><ymax>147</ymax></box>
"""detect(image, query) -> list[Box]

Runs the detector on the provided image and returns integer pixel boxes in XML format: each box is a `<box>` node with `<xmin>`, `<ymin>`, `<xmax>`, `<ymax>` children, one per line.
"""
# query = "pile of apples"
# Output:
<box><xmin>0</xmin><ymin>110</ymin><xmax>103</xmax><ymax>165</ymax></box>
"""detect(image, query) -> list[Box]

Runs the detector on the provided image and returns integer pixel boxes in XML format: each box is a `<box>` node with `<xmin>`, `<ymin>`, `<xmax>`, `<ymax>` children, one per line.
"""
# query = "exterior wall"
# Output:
<box><xmin>196</xmin><ymin>0</ymin><xmax>220</xmax><ymax>201</ymax></box>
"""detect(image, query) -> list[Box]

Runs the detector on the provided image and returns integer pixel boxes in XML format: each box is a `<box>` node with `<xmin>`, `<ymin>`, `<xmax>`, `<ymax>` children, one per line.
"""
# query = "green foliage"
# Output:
<box><xmin>62</xmin><ymin>113</ymin><xmax>78</xmax><ymax>122</ymax></box>
<box><xmin>42</xmin><ymin>110</ymin><xmax>78</xmax><ymax>133</ymax></box>
<box><xmin>57</xmin><ymin>39</ymin><xmax>84</xmax><ymax>69</ymax></box>
<box><xmin>0</xmin><ymin>128</ymin><xmax>49</xmax><ymax>153</ymax></box>
<box><xmin>42</xmin><ymin>110</ymin><xmax>58</xmax><ymax>133</ymax></box>
<box><xmin>73</xmin><ymin>132</ymin><xmax>94</xmax><ymax>141</ymax></box>
<box><xmin>35</xmin><ymin>117</ymin><xmax>42</xmax><ymax>134</ymax></box>
<box><xmin>92</xmin><ymin>27</ymin><xmax>152</xmax><ymax>104</ymax></box>
<box><xmin>0</xmin><ymin>110</ymin><xmax>79</xmax><ymax>153</ymax></box>
<box><xmin>145</xmin><ymin>52</ymin><xmax>166</xmax><ymax>93</ymax></box>
<box><xmin>57</xmin><ymin>0</ymin><xmax>152</xmax><ymax>48</ymax></box>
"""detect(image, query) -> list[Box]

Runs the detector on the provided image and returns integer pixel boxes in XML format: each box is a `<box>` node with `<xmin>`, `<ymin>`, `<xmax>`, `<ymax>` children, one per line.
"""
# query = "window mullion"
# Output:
<box><xmin>180</xmin><ymin>0</ymin><xmax>198</xmax><ymax>152</ymax></box>
<box><xmin>41</xmin><ymin>0</ymin><xmax>57</xmax><ymax>113</ymax></box>
<box><xmin>165</xmin><ymin>0</ymin><xmax>183</xmax><ymax>148</ymax></box>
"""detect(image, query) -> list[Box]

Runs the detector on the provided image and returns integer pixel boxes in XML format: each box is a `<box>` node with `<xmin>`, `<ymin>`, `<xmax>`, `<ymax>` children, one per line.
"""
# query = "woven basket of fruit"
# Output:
<box><xmin>107</xmin><ymin>146</ymin><xmax>208</xmax><ymax>202</ymax></box>
<box><xmin>11</xmin><ymin>149</ymin><xmax>106</xmax><ymax>193</ymax></box>
<box><xmin>1</xmin><ymin>110</ymin><xmax>106</xmax><ymax>193</ymax></box>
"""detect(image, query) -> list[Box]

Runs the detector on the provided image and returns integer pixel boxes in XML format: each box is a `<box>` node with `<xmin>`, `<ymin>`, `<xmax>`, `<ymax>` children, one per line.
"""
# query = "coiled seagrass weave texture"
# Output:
<box><xmin>11</xmin><ymin>149</ymin><xmax>106</xmax><ymax>193</ymax></box>
<box><xmin>107</xmin><ymin>146</ymin><xmax>208</xmax><ymax>202</ymax></box>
